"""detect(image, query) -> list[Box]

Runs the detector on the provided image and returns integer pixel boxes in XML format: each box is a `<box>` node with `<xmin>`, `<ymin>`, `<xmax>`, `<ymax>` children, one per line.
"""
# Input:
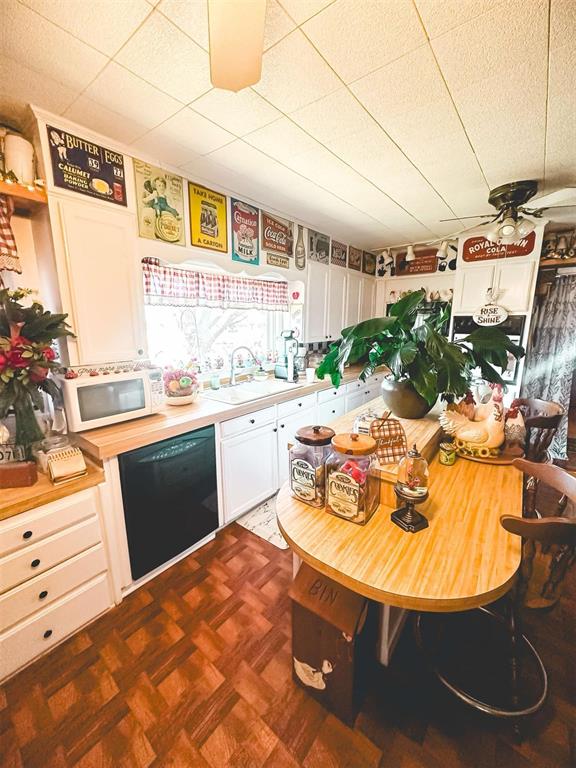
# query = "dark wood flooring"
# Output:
<box><xmin>1</xmin><ymin>512</ymin><xmax>574</xmax><ymax>768</ymax></box>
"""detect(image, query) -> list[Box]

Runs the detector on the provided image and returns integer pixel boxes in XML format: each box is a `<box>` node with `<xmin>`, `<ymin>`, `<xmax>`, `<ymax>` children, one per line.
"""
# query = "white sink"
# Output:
<box><xmin>202</xmin><ymin>379</ymin><xmax>302</xmax><ymax>405</ymax></box>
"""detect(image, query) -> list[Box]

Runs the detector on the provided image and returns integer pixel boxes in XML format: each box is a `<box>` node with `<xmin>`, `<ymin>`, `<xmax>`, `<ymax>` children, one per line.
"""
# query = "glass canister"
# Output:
<box><xmin>326</xmin><ymin>433</ymin><xmax>380</xmax><ymax>524</ymax></box>
<box><xmin>289</xmin><ymin>425</ymin><xmax>335</xmax><ymax>507</ymax></box>
<box><xmin>396</xmin><ymin>444</ymin><xmax>429</xmax><ymax>498</ymax></box>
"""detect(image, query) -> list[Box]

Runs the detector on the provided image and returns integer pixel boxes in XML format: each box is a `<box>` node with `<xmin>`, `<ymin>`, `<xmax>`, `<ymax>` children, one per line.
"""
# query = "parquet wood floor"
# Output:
<box><xmin>1</xmin><ymin>509</ymin><xmax>574</xmax><ymax>768</ymax></box>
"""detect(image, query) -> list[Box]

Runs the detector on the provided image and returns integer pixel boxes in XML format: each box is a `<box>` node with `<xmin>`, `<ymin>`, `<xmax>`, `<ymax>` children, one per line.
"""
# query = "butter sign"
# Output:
<box><xmin>473</xmin><ymin>303</ymin><xmax>508</xmax><ymax>326</ymax></box>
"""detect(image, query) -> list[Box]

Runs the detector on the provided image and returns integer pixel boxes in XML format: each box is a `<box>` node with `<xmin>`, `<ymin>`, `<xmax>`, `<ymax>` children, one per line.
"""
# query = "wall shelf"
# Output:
<box><xmin>539</xmin><ymin>257</ymin><xmax>576</xmax><ymax>269</ymax></box>
<box><xmin>0</xmin><ymin>180</ymin><xmax>47</xmax><ymax>214</ymax></box>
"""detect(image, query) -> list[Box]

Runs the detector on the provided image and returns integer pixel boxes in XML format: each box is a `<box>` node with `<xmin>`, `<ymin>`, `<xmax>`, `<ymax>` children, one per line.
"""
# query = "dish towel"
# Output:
<box><xmin>0</xmin><ymin>194</ymin><xmax>21</xmax><ymax>274</ymax></box>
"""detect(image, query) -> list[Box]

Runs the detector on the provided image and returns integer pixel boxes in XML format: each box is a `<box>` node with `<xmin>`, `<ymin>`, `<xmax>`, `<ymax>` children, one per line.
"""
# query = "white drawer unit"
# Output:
<box><xmin>345</xmin><ymin>380</ymin><xmax>364</xmax><ymax>394</ymax></box>
<box><xmin>0</xmin><ymin>490</ymin><xmax>99</xmax><ymax>557</ymax></box>
<box><xmin>219</xmin><ymin>405</ymin><xmax>277</xmax><ymax>439</ymax></box>
<box><xmin>277</xmin><ymin>392</ymin><xmax>317</xmax><ymax>419</ymax></box>
<box><xmin>318</xmin><ymin>386</ymin><xmax>345</xmax><ymax>404</ymax></box>
<box><xmin>317</xmin><ymin>396</ymin><xmax>346</xmax><ymax>424</ymax></box>
<box><xmin>0</xmin><ymin>516</ymin><xmax>101</xmax><ymax>594</ymax></box>
<box><xmin>0</xmin><ymin>544</ymin><xmax>107</xmax><ymax>632</ymax></box>
<box><xmin>0</xmin><ymin>574</ymin><xmax>111</xmax><ymax>681</ymax></box>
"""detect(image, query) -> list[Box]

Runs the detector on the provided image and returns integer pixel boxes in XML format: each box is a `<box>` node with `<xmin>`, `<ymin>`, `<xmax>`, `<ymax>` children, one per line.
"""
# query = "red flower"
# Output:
<box><xmin>6</xmin><ymin>349</ymin><xmax>29</xmax><ymax>368</ymax></box>
<box><xmin>30</xmin><ymin>366</ymin><xmax>49</xmax><ymax>383</ymax></box>
<box><xmin>10</xmin><ymin>335</ymin><xmax>31</xmax><ymax>347</ymax></box>
<box><xmin>0</xmin><ymin>352</ymin><xmax>6</xmax><ymax>370</ymax></box>
<box><xmin>42</xmin><ymin>346</ymin><xmax>57</xmax><ymax>361</ymax></box>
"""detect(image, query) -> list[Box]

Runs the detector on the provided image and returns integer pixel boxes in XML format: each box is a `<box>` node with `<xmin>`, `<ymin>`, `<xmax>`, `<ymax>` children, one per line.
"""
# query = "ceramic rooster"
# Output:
<box><xmin>503</xmin><ymin>406</ymin><xmax>526</xmax><ymax>457</ymax></box>
<box><xmin>439</xmin><ymin>385</ymin><xmax>505</xmax><ymax>457</ymax></box>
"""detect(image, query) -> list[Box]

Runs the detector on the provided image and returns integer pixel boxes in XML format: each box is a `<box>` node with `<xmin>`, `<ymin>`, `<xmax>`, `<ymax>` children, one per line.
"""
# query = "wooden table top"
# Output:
<box><xmin>276</xmin><ymin>451</ymin><xmax>523</xmax><ymax>612</ymax></box>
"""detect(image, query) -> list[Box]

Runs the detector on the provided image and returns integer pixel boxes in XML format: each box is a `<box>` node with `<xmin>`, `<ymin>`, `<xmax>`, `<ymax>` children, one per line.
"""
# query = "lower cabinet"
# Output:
<box><xmin>345</xmin><ymin>390</ymin><xmax>365</xmax><ymax>412</ymax></box>
<box><xmin>317</xmin><ymin>395</ymin><xmax>346</xmax><ymax>424</ymax></box>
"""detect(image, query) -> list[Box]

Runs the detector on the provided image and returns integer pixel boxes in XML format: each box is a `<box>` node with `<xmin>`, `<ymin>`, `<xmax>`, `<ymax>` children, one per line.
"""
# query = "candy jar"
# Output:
<box><xmin>396</xmin><ymin>444</ymin><xmax>429</xmax><ymax>498</ymax></box>
<box><xmin>289</xmin><ymin>425</ymin><xmax>335</xmax><ymax>507</ymax></box>
<box><xmin>325</xmin><ymin>433</ymin><xmax>380</xmax><ymax>524</ymax></box>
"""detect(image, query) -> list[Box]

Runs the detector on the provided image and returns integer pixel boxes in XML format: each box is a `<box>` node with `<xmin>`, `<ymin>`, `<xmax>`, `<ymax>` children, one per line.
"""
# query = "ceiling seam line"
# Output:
<box><xmin>542</xmin><ymin>0</ymin><xmax>552</xmax><ymax>187</ymax></box>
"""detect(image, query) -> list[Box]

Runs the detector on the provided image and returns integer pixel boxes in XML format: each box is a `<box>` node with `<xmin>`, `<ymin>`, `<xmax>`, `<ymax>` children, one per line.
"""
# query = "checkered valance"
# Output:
<box><xmin>142</xmin><ymin>258</ymin><xmax>289</xmax><ymax>311</ymax></box>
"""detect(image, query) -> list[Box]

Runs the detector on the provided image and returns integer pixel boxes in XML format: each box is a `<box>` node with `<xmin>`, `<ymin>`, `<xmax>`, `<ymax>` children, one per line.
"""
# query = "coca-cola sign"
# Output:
<box><xmin>462</xmin><ymin>231</ymin><xmax>536</xmax><ymax>262</ymax></box>
<box><xmin>262</xmin><ymin>211</ymin><xmax>289</xmax><ymax>254</ymax></box>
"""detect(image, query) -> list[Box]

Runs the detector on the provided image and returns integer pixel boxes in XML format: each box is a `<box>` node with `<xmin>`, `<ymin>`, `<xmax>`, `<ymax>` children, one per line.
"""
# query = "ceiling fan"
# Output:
<box><xmin>440</xmin><ymin>180</ymin><xmax>576</xmax><ymax>244</ymax></box>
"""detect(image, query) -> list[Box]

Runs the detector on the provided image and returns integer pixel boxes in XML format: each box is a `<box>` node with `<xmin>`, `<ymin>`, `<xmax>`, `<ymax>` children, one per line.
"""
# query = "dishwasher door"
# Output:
<box><xmin>119</xmin><ymin>425</ymin><xmax>219</xmax><ymax>581</ymax></box>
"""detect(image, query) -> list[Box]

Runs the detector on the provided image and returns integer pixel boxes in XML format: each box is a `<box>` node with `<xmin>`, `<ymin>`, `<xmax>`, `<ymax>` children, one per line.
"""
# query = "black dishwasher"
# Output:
<box><xmin>118</xmin><ymin>425</ymin><xmax>219</xmax><ymax>581</ymax></box>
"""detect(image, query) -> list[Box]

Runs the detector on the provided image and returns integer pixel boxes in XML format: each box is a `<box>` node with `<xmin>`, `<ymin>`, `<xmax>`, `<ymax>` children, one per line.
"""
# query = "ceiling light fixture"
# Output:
<box><xmin>208</xmin><ymin>0</ymin><xmax>266</xmax><ymax>92</ymax></box>
<box><xmin>405</xmin><ymin>245</ymin><xmax>416</xmax><ymax>261</ymax></box>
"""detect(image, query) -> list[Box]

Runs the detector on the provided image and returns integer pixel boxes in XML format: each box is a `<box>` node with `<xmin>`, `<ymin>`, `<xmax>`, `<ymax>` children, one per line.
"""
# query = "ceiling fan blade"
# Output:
<box><xmin>439</xmin><ymin>214</ymin><xmax>494</xmax><ymax>222</ymax></box>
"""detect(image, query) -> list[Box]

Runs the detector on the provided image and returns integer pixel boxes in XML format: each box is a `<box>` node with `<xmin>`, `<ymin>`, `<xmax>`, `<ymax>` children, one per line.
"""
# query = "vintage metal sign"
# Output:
<box><xmin>331</xmin><ymin>240</ymin><xmax>347</xmax><ymax>268</ymax></box>
<box><xmin>462</xmin><ymin>231</ymin><xmax>536</xmax><ymax>262</ymax></box>
<box><xmin>309</xmin><ymin>230</ymin><xmax>330</xmax><ymax>264</ymax></box>
<box><xmin>348</xmin><ymin>246</ymin><xmax>362</xmax><ymax>271</ymax></box>
<box><xmin>134</xmin><ymin>159</ymin><xmax>184</xmax><ymax>245</ymax></box>
<box><xmin>473</xmin><ymin>303</ymin><xmax>509</xmax><ymax>326</ymax></box>
<box><xmin>395</xmin><ymin>248</ymin><xmax>437</xmax><ymax>275</ymax></box>
<box><xmin>189</xmin><ymin>182</ymin><xmax>228</xmax><ymax>252</ymax></box>
<box><xmin>266</xmin><ymin>252</ymin><xmax>289</xmax><ymax>269</ymax></box>
<box><xmin>231</xmin><ymin>199</ymin><xmax>259</xmax><ymax>264</ymax></box>
<box><xmin>362</xmin><ymin>251</ymin><xmax>377</xmax><ymax>275</ymax></box>
<box><xmin>262</xmin><ymin>212</ymin><xmax>290</xmax><ymax>254</ymax></box>
<box><xmin>47</xmin><ymin>125</ymin><xmax>126</xmax><ymax>205</ymax></box>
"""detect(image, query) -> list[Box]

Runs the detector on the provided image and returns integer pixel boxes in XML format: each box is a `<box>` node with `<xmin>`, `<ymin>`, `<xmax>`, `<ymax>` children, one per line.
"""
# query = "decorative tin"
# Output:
<box><xmin>439</xmin><ymin>441</ymin><xmax>457</xmax><ymax>465</ymax></box>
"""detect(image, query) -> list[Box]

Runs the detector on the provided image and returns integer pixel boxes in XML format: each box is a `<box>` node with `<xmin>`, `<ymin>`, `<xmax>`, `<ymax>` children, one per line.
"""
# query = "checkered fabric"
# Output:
<box><xmin>0</xmin><ymin>194</ymin><xmax>21</xmax><ymax>274</ymax></box>
<box><xmin>142</xmin><ymin>257</ymin><xmax>289</xmax><ymax>310</ymax></box>
<box><xmin>370</xmin><ymin>415</ymin><xmax>408</xmax><ymax>465</ymax></box>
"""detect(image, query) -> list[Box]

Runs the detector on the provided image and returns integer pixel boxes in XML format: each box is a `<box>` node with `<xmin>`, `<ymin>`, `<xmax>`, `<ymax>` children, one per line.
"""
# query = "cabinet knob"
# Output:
<box><xmin>137</xmin><ymin>349</ymin><xmax>144</xmax><ymax>356</ymax></box>
<box><xmin>249</xmin><ymin>419</ymin><xmax>255</xmax><ymax>424</ymax></box>
<box><xmin>273</xmin><ymin>427</ymin><xmax>278</xmax><ymax>432</ymax></box>
<box><xmin>31</xmin><ymin>558</ymin><xmax>41</xmax><ymax>568</ymax></box>
<box><xmin>298</xmin><ymin>403</ymin><xmax>302</xmax><ymax>407</ymax></box>
<box><xmin>23</xmin><ymin>530</ymin><xmax>33</xmax><ymax>540</ymax></box>
<box><xmin>280</xmin><ymin>424</ymin><xmax>285</xmax><ymax>429</ymax></box>
<box><xmin>39</xmin><ymin>590</ymin><xmax>48</xmax><ymax>600</ymax></box>
<box><xmin>43</xmin><ymin>629</ymin><xmax>53</xmax><ymax>639</ymax></box>
<box><xmin>331</xmin><ymin>409</ymin><xmax>336</xmax><ymax>414</ymax></box>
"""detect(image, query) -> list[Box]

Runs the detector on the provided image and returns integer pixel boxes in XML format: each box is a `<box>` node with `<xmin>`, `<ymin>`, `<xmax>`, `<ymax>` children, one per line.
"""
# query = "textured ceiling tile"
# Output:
<box><xmin>303</xmin><ymin>0</ymin><xmax>425</xmax><ymax>83</ymax></box>
<box><xmin>253</xmin><ymin>30</ymin><xmax>341</xmax><ymax>112</ymax></box>
<box><xmin>131</xmin><ymin>132</ymin><xmax>201</xmax><ymax>167</ymax></box>
<box><xmin>115</xmin><ymin>11</ymin><xmax>211</xmax><ymax>103</ymax></box>
<box><xmin>244</xmin><ymin>117</ymin><xmax>320</xmax><ymax>159</ymax></box>
<box><xmin>264</xmin><ymin>0</ymin><xmax>297</xmax><ymax>49</ymax></box>
<box><xmin>156</xmin><ymin>0</ymin><xmax>209</xmax><ymax>49</ymax></box>
<box><xmin>190</xmin><ymin>89</ymin><xmax>281</xmax><ymax>136</ymax></box>
<box><xmin>0</xmin><ymin>0</ymin><xmax>107</xmax><ymax>92</ymax></box>
<box><xmin>278</xmin><ymin>0</ymin><xmax>335</xmax><ymax>24</ymax></box>
<box><xmin>84</xmin><ymin>62</ymin><xmax>182</xmax><ymax>128</ymax></box>
<box><xmin>19</xmin><ymin>0</ymin><xmax>152</xmax><ymax>56</ymax></box>
<box><xmin>143</xmin><ymin>107</ymin><xmax>235</xmax><ymax>155</ymax></box>
<box><xmin>64</xmin><ymin>95</ymin><xmax>149</xmax><ymax>144</ymax></box>
<box><xmin>290</xmin><ymin>88</ymin><xmax>373</xmax><ymax>146</ymax></box>
<box><xmin>414</xmin><ymin>0</ymin><xmax>504</xmax><ymax>40</ymax></box>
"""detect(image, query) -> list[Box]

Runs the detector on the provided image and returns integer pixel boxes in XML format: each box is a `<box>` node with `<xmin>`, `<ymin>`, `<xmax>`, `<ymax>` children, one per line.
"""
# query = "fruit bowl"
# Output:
<box><xmin>165</xmin><ymin>391</ymin><xmax>198</xmax><ymax>406</ymax></box>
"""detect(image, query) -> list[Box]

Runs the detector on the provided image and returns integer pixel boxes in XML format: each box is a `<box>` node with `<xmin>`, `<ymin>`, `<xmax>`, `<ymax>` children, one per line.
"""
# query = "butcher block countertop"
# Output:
<box><xmin>0</xmin><ymin>459</ymin><xmax>105</xmax><ymax>521</ymax></box>
<box><xmin>74</xmin><ymin>366</ymin><xmax>381</xmax><ymax>460</ymax></box>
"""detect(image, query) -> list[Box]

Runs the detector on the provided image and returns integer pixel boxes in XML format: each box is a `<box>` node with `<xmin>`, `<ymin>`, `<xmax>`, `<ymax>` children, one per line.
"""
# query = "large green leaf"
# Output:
<box><xmin>341</xmin><ymin>315</ymin><xmax>397</xmax><ymax>340</ymax></box>
<box><xmin>388</xmin><ymin>289</ymin><xmax>426</xmax><ymax>324</ymax></box>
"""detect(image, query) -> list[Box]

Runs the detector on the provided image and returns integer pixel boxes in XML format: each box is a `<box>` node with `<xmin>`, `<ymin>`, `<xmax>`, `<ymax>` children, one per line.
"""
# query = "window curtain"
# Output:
<box><xmin>142</xmin><ymin>258</ymin><xmax>288</xmax><ymax>311</ymax></box>
<box><xmin>521</xmin><ymin>274</ymin><xmax>576</xmax><ymax>458</ymax></box>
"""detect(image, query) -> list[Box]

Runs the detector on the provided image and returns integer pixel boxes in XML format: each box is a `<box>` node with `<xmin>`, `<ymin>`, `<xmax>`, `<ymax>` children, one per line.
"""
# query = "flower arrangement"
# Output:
<box><xmin>163</xmin><ymin>367</ymin><xmax>199</xmax><ymax>402</ymax></box>
<box><xmin>0</xmin><ymin>287</ymin><xmax>73</xmax><ymax>453</ymax></box>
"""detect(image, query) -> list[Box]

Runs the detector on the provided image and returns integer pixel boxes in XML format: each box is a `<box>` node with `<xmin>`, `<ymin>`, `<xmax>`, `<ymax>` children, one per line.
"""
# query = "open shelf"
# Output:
<box><xmin>0</xmin><ymin>180</ymin><xmax>47</xmax><ymax>213</ymax></box>
<box><xmin>539</xmin><ymin>257</ymin><xmax>576</xmax><ymax>269</ymax></box>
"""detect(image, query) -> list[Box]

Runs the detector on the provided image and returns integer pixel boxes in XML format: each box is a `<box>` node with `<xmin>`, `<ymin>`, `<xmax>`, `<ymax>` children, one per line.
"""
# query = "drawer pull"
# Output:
<box><xmin>298</xmin><ymin>402</ymin><xmax>302</xmax><ymax>407</ymax></box>
<box><xmin>280</xmin><ymin>424</ymin><xmax>285</xmax><ymax>429</ymax></box>
<box><xmin>31</xmin><ymin>558</ymin><xmax>41</xmax><ymax>568</ymax></box>
<box><xmin>331</xmin><ymin>409</ymin><xmax>336</xmax><ymax>414</ymax></box>
<box><xmin>249</xmin><ymin>419</ymin><xmax>255</xmax><ymax>424</ymax></box>
<box><xmin>23</xmin><ymin>530</ymin><xmax>33</xmax><ymax>540</ymax></box>
<box><xmin>43</xmin><ymin>629</ymin><xmax>53</xmax><ymax>639</ymax></box>
<box><xmin>273</xmin><ymin>427</ymin><xmax>278</xmax><ymax>432</ymax></box>
<box><xmin>39</xmin><ymin>590</ymin><xmax>48</xmax><ymax>600</ymax></box>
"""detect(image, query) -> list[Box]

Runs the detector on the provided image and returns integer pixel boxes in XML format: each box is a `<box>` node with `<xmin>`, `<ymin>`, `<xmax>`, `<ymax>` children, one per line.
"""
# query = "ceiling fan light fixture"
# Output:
<box><xmin>436</xmin><ymin>240</ymin><xmax>448</xmax><ymax>259</ymax></box>
<box><xmin>515</xmin><ymin>216</ymin><xmax>536</xmax><ymax>237</ymax></box>
<box><xmin>499</xmin><ymin>217</ymin><xmax>517</xmax><ymax>238</ymax></box>
<box><xmin>208</xmin><ymin>0</ymin><xmax>266</xmax><ymax>92</ymax></box>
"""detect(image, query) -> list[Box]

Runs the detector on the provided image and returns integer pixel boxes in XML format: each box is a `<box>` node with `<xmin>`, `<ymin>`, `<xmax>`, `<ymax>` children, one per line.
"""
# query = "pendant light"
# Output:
<box><xmin>208</xmin><ymin>0</ymin><xmax>266</xmax><ymax>92</ymax></box>
<box><xmin>405</xmin><ymin>245</ymin><xmax>416</xmax><ymax>261</ymax></box>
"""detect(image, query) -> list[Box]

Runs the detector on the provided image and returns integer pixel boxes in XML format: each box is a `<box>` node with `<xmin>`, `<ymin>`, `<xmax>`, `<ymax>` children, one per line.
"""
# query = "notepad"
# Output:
<box><xmin>47</xmin><ymin>446</ymin><xmax>87</xmax><ymax>485</ymax></box>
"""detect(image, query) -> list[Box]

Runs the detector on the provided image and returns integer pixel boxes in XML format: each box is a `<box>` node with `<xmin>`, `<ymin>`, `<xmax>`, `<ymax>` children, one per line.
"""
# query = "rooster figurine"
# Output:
<box><xmin>503</xmin><ymin>406</ymin><xmax>526</xmax><ymax>457</ymax></box>
<box><xmin>439</xmin><ymin>385</ymin><xmax>505</xmax><ymax>458</ymax></box>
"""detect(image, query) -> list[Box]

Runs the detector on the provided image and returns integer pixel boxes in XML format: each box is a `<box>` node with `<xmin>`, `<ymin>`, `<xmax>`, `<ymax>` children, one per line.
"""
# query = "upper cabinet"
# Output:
<box><xmin>305</xmin><ymin>260</ymin><xmax>329</xmax><ymax>343</ymax></box>
<box><xmin>360</xmin><ymin>276</ymin><xmax>375</xmax><ymax>322</ymax></box>
<box><xmin>345</xmin><ymin>272</ymin><xmax>362</xmax><ymax>328</ymax></box>
<box><xmin>452</xmin><ymin>260</ymin><xmax>536</xmax><ymax>314</ymax></box>
<box><xmin>48</xmin><ymin>197</ymin><xmax>147</xmax><ymax>366</ymax></box>
<box><xmin>326</xmin><ymin>268</ymin><xmax>347</xmax><ymax>340</ymax></box>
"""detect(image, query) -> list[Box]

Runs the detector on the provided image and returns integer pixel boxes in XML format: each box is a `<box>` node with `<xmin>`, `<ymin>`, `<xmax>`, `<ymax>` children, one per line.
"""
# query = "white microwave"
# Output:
<box><xmin>58</xmin><ymin>368</ymin><xmax>164</xmax><ymax>432</ymax></box>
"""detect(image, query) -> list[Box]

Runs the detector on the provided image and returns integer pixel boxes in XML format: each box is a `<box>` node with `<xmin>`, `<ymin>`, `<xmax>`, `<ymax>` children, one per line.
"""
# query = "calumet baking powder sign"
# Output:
<box><xmin>462</xmin><ymin>231</ymin><xmax>536</xmax><ymax>261</ymax></box>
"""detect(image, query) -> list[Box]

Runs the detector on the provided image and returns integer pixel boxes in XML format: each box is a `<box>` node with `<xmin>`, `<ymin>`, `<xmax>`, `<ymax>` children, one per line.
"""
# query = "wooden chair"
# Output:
<box><xmin>415</xmin><ymin>458</ymin><xmax>576</xmax><ymax>736</ymax></box>
<box><xmin>511</xmin><ymin>398</ymin><xmax>565</xmax><ymax>464</ymax></box>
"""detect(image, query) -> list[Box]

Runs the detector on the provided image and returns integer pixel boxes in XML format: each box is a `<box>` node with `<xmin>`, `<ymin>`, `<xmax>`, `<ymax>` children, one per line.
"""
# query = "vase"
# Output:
<box><xmin>381</xmin><ymin>377</ymin><xmax>434</xmax><ymax>419</ymax></box>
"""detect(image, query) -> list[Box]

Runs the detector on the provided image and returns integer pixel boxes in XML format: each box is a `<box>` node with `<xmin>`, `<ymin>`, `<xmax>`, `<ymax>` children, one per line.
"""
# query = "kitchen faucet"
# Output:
<box><xmin>229</xmin><ymin>346</ymin><xmax>258</xmax><ymax>386</ymax></box>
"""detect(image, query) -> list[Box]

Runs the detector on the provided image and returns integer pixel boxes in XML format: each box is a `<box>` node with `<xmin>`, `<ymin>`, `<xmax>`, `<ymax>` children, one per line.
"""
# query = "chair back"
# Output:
<box><xmin>511</xmin><ymin>398</ymin><xmax>565</xmax><ymax>463</ymax></box>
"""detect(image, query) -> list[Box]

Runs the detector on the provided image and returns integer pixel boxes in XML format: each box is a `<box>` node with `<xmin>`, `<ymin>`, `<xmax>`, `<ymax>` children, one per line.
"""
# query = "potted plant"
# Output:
<box><xmin>0</xmin><ymin>287</ymin><xmax>73</xmax><ymax>456</ymax></box>
<box><xmin>316</xmin><ymin>289</ymin><xmax>524</xmax><ymax>419</ymax></box>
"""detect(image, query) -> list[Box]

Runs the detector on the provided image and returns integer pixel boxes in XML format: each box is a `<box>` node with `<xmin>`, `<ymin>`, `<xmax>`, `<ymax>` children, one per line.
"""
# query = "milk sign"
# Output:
<box><xmin>473</xmin><ymin>303</ymin><xmax>508</xmax><ymax>326</ymax></box>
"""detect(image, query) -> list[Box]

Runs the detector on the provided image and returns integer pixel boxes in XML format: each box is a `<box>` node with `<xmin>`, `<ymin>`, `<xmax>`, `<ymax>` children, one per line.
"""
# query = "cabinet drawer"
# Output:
<box><xmin>277</xmin><ymin>393</ymin><xmax>317</xmax><ymax>419</ymax></box>
<box><xmin>220</xmin><ymin>405</ymin><xmax>276</xmax><ymax>438</ymax></box>
<box><xmin>0</xmin><ymin>544</ymin><xmax>107</xmax><ymax>632</ymax></box>
<box><xmin>0</xmin><ymin>489</ymin><xmax>99</xmax><ymax>557</ymax></box>
<box><xmin>0</xmin><ymin>517</ymin><xmax>101</xmax><ymax>594</ymax></box>
<box><xmin>0</xmin><ymin>574</ymin><xmax>111</xmax><ymax>681</ymax></box>
<box><xmin>345</xmin><ymin>380</ymin><xmax>364</xmax><ymax>394</ymax></box>
<box><xmin>317</xmin><ymin>387</ymin><xmax>346</xmax><ymax>404</ymax></box>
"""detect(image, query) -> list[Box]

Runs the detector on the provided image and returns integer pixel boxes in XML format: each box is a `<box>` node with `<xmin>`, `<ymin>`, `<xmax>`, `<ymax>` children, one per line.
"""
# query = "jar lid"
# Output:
<box><xmin>331</xmin><ymin>432</ymin><xmax>376</xmax><ymax>456</ymax></box>
<box><xmin>296</xmin><ymin>425</ymin><xmax>336</xmax><ymax>446</ymax></box>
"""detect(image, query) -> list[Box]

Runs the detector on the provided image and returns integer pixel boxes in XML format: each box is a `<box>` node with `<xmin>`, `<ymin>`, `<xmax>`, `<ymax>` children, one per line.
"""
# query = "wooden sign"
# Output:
<box><xmin>262</xmin><ymin>211</ymin><xmax>290</xmax><ymax>254</ymax></box>
<box><xmin>189</xmin><ymin>182</ymin><xmax>228</xmax><ymax>252</ymax></box>
<box><xmin>395</xmin><ymin>248</ymin><xmax>437</xmax><ymax>276</ymax></box>
<box><xmin>362</xmin><ymin>251</ymin><xmax>376</xmax><ymax>275</ymax></box>
<box><xmin>231</xmin><ymin>199</ymin><xmax>259</xmax><ymax>264</ymax></box>
<box><xmin>473</xmin><ymin>304</ymin><xmax>508</xmax><ymax>326</ymax></box>
<box><xmin>348</xmin><ymin>246</ymin><xmax>362</xmax><ymax>271</ymax></box>
<box><xmin>331</xmin><ymin>240</ymin><xmax>347</xmax><ymax>267</ymax></box>
<box><xmin>462</xmin><ymin>231</ymin><xmax>536</xmax><ymax>262</ymax></box>
<box><xmin>47</xmin><ymin>125</ymin><xmax>126</xmax><ymax>205</ymax></box>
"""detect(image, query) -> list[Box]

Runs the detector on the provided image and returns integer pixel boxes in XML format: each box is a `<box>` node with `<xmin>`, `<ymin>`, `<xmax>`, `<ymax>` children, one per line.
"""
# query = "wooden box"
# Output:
<box><xmin>289</xmin><ymin>563</ymin><xmax>376</xmax><ymax>724</ymax></box>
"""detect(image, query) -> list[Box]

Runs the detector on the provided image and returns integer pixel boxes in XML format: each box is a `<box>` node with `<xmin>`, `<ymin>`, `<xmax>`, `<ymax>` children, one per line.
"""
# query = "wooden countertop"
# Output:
<box><xmin>74</xmin><ymin>366</ymin><xmax>379</xmax><ymax>460</ymax></box>
<box><xmin>277</xmin><ymin>440</ymin><xmax>523</xmax><ymax>612</ymax></box>
<box><xmin>0</xmin><ymin>460</ymin><xmax>105</xmax><ymax>521</ymax></box>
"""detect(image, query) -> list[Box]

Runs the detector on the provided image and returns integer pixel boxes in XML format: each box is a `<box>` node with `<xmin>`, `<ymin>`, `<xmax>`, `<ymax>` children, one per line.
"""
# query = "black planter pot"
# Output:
<box><xmin>381</xmin><ymin>377</ymin><xmax>434</xmax><ymax>419</ymax></box>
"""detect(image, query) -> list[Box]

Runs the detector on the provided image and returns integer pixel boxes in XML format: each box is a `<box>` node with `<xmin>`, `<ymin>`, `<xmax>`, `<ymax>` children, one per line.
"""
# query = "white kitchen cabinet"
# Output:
<box><xmin>317</xmin><ymin>394</ymin><xmax>346</xmax><ymax>424</ymax></box>
<box><xmin>220</xmin><ymin>422</ymin><xmax>279</xmax><ymax>523</ymax></box>
<box><xmin>277</xmin><ymin>405</ymin><xmax>317</xmax><ymax>486</ymax></box>
<box><xmin>345</xmin><ymin>272</ymin><xmax>362</xmax><ymax>328</ymax></box>
<box><xmin>345</xmin><ymin>390</ymin><xmax>365</xmax><ymax>413</ymax></box>
<box><xmin>360</xmin><ymin>277</ymin><xmax>376</xmax><ymax>321</ymax></box>
<box><xmin>305</xmin><ymin>260</ymin><xmax>329</xmax><ymax>342</ymax></box>
<box><xmin>453</xmin><ymin>264</ymin><xmax>496</xmax><ymax>313</ymax></box>
<box><xmin>326</xmin><ymin>268</ymin><xmax>347</xmax><ymax>341</ymax></box>
<box><xmin>495</xmin><ymin>261</ymin><xmax>536</xmax><ymax>313</ymax></box>
<box><xmin>50</xmin><ymin>197</ymin><xmax>147</xmax><ymax>365</ymax></box>
<box><xmin>452</xmin><ymin>260</ymin><xmax>536</xmax><ymax>315</ymax></box>
<box><xmin>374</xmin><ymin>279</ymin><xmax>387</xmax><ymax>317</ymax></box>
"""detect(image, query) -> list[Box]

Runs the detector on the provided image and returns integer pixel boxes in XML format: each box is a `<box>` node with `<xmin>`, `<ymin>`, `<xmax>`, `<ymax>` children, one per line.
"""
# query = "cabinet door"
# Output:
<box><xmin>495</xmin><ymin>261</ymin><xmax>536</xmax><ymax>313</ymax></box>
<box><xmin>277</xmin><ymin>405</ymin><xmax>317</xmax><ymax>487</ymax></box>
<box><xmin>317</xmin><ymin>396</ymin><xmax>346</xmax><ymax>425</ymax></box>
<box><xmin>326</xmin><ymin>268</ymin><xmax>347</xmax><ymax>341</ymax></box>
<box><xmin>305</xmin><ymin>261</ymin><xmax>328</xmax><ymax>342</ymax></box>
<box><xmin>453</xmin><ymin>265</ymin><xmax>495</xmax><ymax>313</ymax></box>
<box><xmin>345</xmin><ymin>390</ymin><xmax>365</xmax><ymax>413</ymax></box>
<box><xmin>360</xmin><ymin>278</ymin><xmax>375</xmax><ymax>321</ymax></box>
<box><xmin>374</xmin><ymin>279</ymin><xmax>387</xmax><ymax>317</ymax></box>
<box><xmin>345</xmin><ymin>273</ymin><xmax>362</xmax><ymax>328</ymax></box>
<box><xmin>58</xmin><ymin>200</ymin><xmax>146</xmax><ymax>365</ymax></box>
<box><xmin>220</xmin><ymin>423</ymin><xmax>278</xmax><ymax>523</ymax></box>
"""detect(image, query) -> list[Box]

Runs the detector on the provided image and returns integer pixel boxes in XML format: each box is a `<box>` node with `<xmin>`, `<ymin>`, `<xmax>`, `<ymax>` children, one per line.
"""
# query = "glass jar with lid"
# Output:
<box><xmin>289</xmin><ymin>425</ymin><xmax>335</xmax><ymax>507</ymax></box>
<box><xmin>396</xmin><ymin>444</ymin><xmax>429</xmax><ymax>498</ymax></box>
<box><xmin>325</xmin><ymin>433</ymin><xmax>380</xmax><ymax>524</ymax></box>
